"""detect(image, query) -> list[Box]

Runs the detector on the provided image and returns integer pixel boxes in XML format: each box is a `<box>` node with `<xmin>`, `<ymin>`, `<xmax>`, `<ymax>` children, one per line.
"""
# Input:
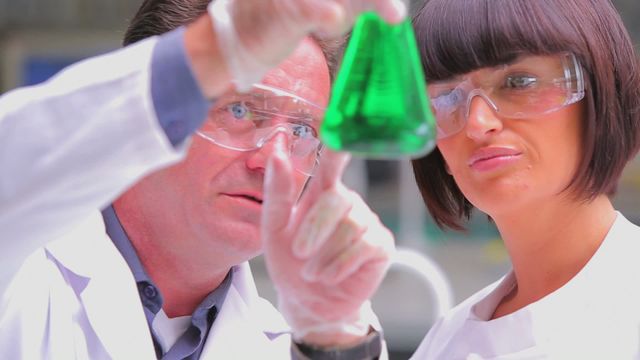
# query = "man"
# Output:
<box><xmin>0</xmin><ymin>0</ymin><xmax>402</xmax><ymax>358</ymax></box>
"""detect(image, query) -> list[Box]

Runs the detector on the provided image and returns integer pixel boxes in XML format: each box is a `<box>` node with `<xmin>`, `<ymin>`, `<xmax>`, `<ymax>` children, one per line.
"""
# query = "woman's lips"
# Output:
<box><xmin>468</xmin><ymin>147</ymin><xmax>522</xmax><ymax>172</ymax></box>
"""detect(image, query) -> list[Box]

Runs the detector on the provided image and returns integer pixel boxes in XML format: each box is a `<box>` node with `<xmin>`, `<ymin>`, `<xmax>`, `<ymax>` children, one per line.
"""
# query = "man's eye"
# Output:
<box><xmin>505</xmin><ymin>75</ymin><xmax>537</xmax><ymax>89</ymax></box>
<box><xmin>228</xmin><ymin>102</ymin><xmax>250</xmax><ymax>119</ymax></box>
<box><xmin>292</xmin><ymin>123</ymin><xmax>315</xmax><ymax>139</ymax></box>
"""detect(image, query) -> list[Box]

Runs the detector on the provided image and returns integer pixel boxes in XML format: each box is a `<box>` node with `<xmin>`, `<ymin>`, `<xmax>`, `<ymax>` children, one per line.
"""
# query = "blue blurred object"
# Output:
<box><xmin>22</xmin><ymin>57</ymin><xmax>80</xmax><ymax>86</ymax></box>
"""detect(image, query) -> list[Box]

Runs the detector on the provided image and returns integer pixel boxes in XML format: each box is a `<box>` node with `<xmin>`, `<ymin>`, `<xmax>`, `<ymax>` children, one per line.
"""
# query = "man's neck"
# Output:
<box><xmin>112</xmin><ymin>199</ymin><xmax>231</xmax><ymax>317</ymax></box>
<box><xmin>141</xmin><ymin>250</ymin><xmax>230</xmax><ymax>317</ymax></box>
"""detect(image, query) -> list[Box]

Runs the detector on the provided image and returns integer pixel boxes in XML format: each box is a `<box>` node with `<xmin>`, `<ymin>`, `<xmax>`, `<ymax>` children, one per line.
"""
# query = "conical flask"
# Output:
<box><xmin>320</xmin><ymin>12</ymin><xmax>436</xmax><ymax>158</ymax></box>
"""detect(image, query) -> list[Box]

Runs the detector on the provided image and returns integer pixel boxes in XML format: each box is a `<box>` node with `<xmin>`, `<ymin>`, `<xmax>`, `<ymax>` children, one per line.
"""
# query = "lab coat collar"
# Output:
<box><xmin>45</xmin><ymin>212</ymin><xmax>291</xmax><ymax>359</ymax></box>
<box><xmin>201</xmin><ymin>262</ymin><xmax>290</xmax><ymax>358</ymax></box>
<box><xmin>46</xmin><ymin>212</ymin><xmax>156</xmax><ymax>359</ymax></box>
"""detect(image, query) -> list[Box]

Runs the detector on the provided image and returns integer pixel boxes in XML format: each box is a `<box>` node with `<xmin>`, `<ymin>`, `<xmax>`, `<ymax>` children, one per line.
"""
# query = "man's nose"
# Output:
<box><xmin>245</xmin><ymin>130</ymin><xmax>290</xmax><ymax>173</ymax></box>
<box><xmin>464</xmin><ymin>93</ymin><xmax>503</xmax><ymax>142</ymax></box>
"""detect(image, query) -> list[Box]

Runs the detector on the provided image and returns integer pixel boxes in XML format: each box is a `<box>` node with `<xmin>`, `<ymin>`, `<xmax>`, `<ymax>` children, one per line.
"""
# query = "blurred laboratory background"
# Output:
<box><xmin>1</xmin><ymin>0</ymin><xmax>639</xmax><ymax>359</ymax></box>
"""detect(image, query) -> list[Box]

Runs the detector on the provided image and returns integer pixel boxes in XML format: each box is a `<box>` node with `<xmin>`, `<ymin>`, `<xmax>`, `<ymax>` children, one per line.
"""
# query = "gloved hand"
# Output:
<box><xmin>262</xmin><ymin>142</ymin><xmax>395</xmax><ymax>345</ymax></box>
<box><xmin>208</xmin><ymin>0</ymin><xmax>407</xmax><ymax>91</ymax></box>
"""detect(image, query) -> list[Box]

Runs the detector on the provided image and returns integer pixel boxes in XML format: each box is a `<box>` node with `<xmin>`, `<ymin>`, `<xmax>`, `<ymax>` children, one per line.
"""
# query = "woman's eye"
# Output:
<box><xmin>228</xmin><ymin>102</ymin><xmax>250</xmax><ymax>119</ymax></box>
<box><xmin>505</xmin><ymin>75</ymin><xmax>537</xmax><ymax>89</ymax></box>
<box><xmin>433</xmin><ymin>88</ymin><xmax>465</xmax><ymax>109</ymax></box>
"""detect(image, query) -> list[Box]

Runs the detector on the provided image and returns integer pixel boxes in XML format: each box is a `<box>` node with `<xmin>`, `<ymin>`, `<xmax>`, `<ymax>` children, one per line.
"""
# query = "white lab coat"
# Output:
<box><xmin>0</xmin><ymin>35</ymin><xmax>187</xmax><ymax>291</ymax></box>
<box><xmin>412</xmin><ymin>212</ymin><xmax>640</xmax><ymax>360</ymax></box>
<box><xmin>0</xmin><ymin>32</ymin><xmax>384</xmax><ymax>359</ymax></box>
<box><xmin>0</xmin><ymin>211</ymin><xmax>291</xmax><ymax>359</ymax></box>
<box><xmin>0</xmin><ymin>32</ymin><xmax>294</xmax><ymax>359</ymax></box>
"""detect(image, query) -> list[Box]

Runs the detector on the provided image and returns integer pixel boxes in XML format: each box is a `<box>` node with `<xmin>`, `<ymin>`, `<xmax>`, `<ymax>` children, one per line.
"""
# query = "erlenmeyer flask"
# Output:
<box><xmin>320</xmin><ymin>12</ymin><xmax>436</xmax><ymax>158</ymax></box>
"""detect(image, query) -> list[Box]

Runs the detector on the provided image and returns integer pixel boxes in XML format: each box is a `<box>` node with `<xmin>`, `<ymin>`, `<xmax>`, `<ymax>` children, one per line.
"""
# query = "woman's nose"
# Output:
<box><xmin>464</xmin><ymin>94</ymin><xmax>504</xmax><ymax>142</ymax></box>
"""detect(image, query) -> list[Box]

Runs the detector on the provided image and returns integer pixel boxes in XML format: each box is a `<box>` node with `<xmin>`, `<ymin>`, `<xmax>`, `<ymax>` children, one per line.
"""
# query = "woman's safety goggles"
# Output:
<box><xmin>197</xmin><ymin>83</ymin><xmax>325</xmax><ymax>176</ymax></box>
<box><xmin>427</xmin><ymin>52</ymin><xmax>585</xmax><ymax>139</ymax></box>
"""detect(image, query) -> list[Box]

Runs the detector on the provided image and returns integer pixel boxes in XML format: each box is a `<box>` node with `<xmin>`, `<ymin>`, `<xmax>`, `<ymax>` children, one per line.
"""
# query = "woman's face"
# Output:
<box><xmin>433</xmin><ymin>55</ymin><xmax>586</xmax><ymax>218</ymax></box>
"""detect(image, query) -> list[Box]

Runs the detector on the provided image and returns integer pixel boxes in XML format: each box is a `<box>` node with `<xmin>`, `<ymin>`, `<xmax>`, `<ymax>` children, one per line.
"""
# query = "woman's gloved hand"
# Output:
<box><xmin>208</xmin><ymin>0</ymin><xmax>406</xmax><ymax>91</ymax></box>
<box><xmin>262</xmin><ymin>142</ymin><xmax>395</xmax><ymax>346</ymax></box>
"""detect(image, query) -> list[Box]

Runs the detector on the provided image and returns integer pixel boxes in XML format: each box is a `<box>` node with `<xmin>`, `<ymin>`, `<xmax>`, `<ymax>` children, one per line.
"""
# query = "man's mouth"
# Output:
<box><xmin>225</xmin><ymin>193</ymin><xmax>263</xmax><ymax>204</ymax></box>
<box><xmin>239</xmin><ymin>194</ymin><xmax>263</xmax><ymax>204</ymax></box>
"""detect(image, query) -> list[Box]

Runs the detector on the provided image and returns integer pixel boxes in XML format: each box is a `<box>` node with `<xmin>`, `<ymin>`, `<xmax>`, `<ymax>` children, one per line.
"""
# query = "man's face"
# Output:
<box><xmin>127</xmin><ymin>38</ymin><xmax>331</xmax><ymax>265</ymax></box>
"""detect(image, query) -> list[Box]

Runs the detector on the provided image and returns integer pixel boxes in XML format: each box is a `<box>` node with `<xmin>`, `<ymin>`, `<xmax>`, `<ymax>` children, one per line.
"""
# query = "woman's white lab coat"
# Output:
<box><xmin>0</xmin><ymin>34</ymin><xmax>291</xmax><ymax>358</ymax></box>
<box><xmin>412</xmin><ymin>212</ymin><xmax>640</xmax><ymax>359</ymax></box>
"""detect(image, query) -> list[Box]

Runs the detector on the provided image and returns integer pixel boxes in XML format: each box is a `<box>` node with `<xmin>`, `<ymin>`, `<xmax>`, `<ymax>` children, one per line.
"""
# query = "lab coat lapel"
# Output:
<box><xmin>79</xmin><ymin>255</ymin><xmax>156</xmax><ymax>359</ymax></box>
<box><xmin>46</xmin><ymin>212</ymin><xmax>156</xmax><ymax>359</ymax></box>
<box><xmin>199</xmin><ymin>262</ymin><xmax>291</xmax><ymax>359</ymax></box>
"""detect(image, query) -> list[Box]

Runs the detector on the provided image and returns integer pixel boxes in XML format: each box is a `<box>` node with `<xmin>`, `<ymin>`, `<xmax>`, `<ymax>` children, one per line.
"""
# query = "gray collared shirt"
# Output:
<box><xmin>102</xmin><ymin>205</ymin><xmax>232</xmax><ymax>359</ymax></box>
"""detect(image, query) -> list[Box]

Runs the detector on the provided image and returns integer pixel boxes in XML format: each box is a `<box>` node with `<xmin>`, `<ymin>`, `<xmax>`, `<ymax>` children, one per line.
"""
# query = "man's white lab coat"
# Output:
<box><xmin>0</xmin><ymin>36</ymin><xmax>184</xmax><ymax>289</ymax></box>
<box><xmin>1</xmin><ymin>211</ymin><xmax>291</xmax><ymax>359</ymax></box>
<box><xmin>0</xmin><ymin>35</ymin><xmax>292</xmax><ymax>358</ymax></box>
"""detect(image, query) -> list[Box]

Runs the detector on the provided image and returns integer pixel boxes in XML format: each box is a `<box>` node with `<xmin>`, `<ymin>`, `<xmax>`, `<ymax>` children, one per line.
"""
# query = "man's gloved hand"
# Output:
<box><xmin>262</xmin><ymin>142</ymin><xmax>395</xmax><ymax>346</ymax></box>
<box><xmin>208</xmin><ymin>0</ymin><xmax>406</xmax><ymax>91</ymax></box>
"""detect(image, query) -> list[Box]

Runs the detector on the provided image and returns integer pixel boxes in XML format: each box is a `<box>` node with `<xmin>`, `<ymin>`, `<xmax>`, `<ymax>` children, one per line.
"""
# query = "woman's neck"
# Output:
<box><xmin>490</xmin><ymin>194</ymin><xmax>616</xmax><ymax>318</ymax></box>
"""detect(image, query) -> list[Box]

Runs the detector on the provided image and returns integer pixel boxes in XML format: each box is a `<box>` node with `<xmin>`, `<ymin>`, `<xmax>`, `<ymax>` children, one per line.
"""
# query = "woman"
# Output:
<box><xmin>410</xmin><ymin>0</ymin><xmax>640</xmax><ymax>358</ymax></box>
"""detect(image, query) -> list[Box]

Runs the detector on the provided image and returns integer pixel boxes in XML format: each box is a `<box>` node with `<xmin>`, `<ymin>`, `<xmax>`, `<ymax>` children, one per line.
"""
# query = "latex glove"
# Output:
<box><xmin>208</xmin><ymin>0</ymin><xmax>407</xmax><ymax>91</ymax></box>
<box><xmin>262</xmin><ymin>142</ymin><xmax>394</xmax><ymax>345</ymax></box>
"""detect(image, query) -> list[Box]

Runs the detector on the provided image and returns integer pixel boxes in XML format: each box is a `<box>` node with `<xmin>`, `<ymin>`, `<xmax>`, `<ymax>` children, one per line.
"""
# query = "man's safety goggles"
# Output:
<box><xmin>427</xmin><ymin>52</ymin><xmax>585</xmax><ymax>139</ymax></box>
<box><xmin>197</xmin><ymin>84</ymin><xmax>325</xmax><ymax>176</ymax></box>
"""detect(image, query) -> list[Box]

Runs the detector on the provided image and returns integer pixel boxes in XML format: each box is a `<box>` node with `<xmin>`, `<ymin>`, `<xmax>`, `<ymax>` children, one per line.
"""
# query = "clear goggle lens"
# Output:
<box><xmin>197</xmin><ymin>84</ymin><xmax>325</xmax><ymax>176</ymax></box>
<box><xmin>427</xmin><ymin>52</ymin><xmax>585</xmax><ymax>139</ymax></box>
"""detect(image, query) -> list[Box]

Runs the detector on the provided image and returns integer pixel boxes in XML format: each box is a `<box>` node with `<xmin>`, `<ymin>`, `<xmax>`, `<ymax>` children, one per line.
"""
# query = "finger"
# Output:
<box><xmin>262</xmin><ymin>137</ymin><xmax>297</xmax><ymax>235</ymax></box>
<box><xmin>299</xmin><ymin>149</ymin><xmax>350</xmax><ymax>206</ymax></box>
<box><xmin>292</xmin><ymin>190</ymin><xmax>352</xmax><ymax>259</ymax></box>
<box><xmin>300</xmin><ymin>218</ymin><xmax>363</xmax><ymax>280</ymax></box>
<box><xmin>294</xmin><ymin>149</ymin><xmax>350</xmax><ymax>220</ymax></box>
<box><xmin>309</xmin><ymin>0</ymin><xmax>353</xmax><ymax>38</ymax></box>
<box><xmin>315</xmin><ymin>149</ymin><xmax>350</xmax><ymax>191</ymax></box>
<box><xmin>319</xmin><ymin>240</ymin><xmax>388</xmax><ymax>285</ymax></box>
<box><xmin>339</xmin><ymin>0</ymin><xmax>406</xmax><ymax>24</ymax></box>
<box><xmin>317</xmin><ymin>195</ymin><xmax>394</xmax><ymax>284</ymax></box>
<box><xmin>305</xmin><ymin>0</ymin><xmax>346</xmax><ymax>28</ymax></box>
<box><xmin>371</xmin><ymin>0</ymin><xmax>406</xmax><ymax>24</ymax></box>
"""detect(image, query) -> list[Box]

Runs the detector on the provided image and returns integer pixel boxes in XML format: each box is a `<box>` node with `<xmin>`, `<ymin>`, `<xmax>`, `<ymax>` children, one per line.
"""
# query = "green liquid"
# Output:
<box><xmin>321</xmin><ymin>12</ymin><xmax>436</xmax><ymax>158</ymax></box>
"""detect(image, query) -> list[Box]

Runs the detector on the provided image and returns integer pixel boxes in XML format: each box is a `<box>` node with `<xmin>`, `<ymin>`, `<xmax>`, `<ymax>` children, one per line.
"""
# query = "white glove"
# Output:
<box><xmin>208</xmin><ymin>0</ymin><xmax>407</xmax><ymax>91</ymax></box>
<box><xmin>262</xmin><ymin>140</ymin><xmax>395</xmax><ymax>344</ymax></box>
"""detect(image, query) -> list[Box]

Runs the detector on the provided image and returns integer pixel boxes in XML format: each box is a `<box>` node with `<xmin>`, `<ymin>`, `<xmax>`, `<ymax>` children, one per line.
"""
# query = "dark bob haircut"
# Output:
<box><xmin>122</xmin><ymin>0</ymin><xmax>344</xmax><ymax>81</ymax></box>
<box><xmin>411</xmin><ymin>0</ymin><xmax>640</xmax><ymax>230</ymax></box>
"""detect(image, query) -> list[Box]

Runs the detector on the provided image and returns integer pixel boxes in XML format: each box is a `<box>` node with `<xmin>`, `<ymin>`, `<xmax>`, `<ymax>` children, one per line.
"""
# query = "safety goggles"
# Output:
<box><xmin>196</xmin><ymin>83</ymin><xmax>325</xmax><ymax>176</ymax></box>
<box><xmin>427</xmin><ymin>52</ymin><xmax>585</xmax><ymax>139</ymax></box>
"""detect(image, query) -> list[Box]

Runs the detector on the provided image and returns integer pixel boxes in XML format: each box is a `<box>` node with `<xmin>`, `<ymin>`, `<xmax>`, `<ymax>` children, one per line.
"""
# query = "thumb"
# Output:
<box><xmin>262</xmin><ymin>138</ymin><xmax>297</xmax><ymax>236</ymax></box>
